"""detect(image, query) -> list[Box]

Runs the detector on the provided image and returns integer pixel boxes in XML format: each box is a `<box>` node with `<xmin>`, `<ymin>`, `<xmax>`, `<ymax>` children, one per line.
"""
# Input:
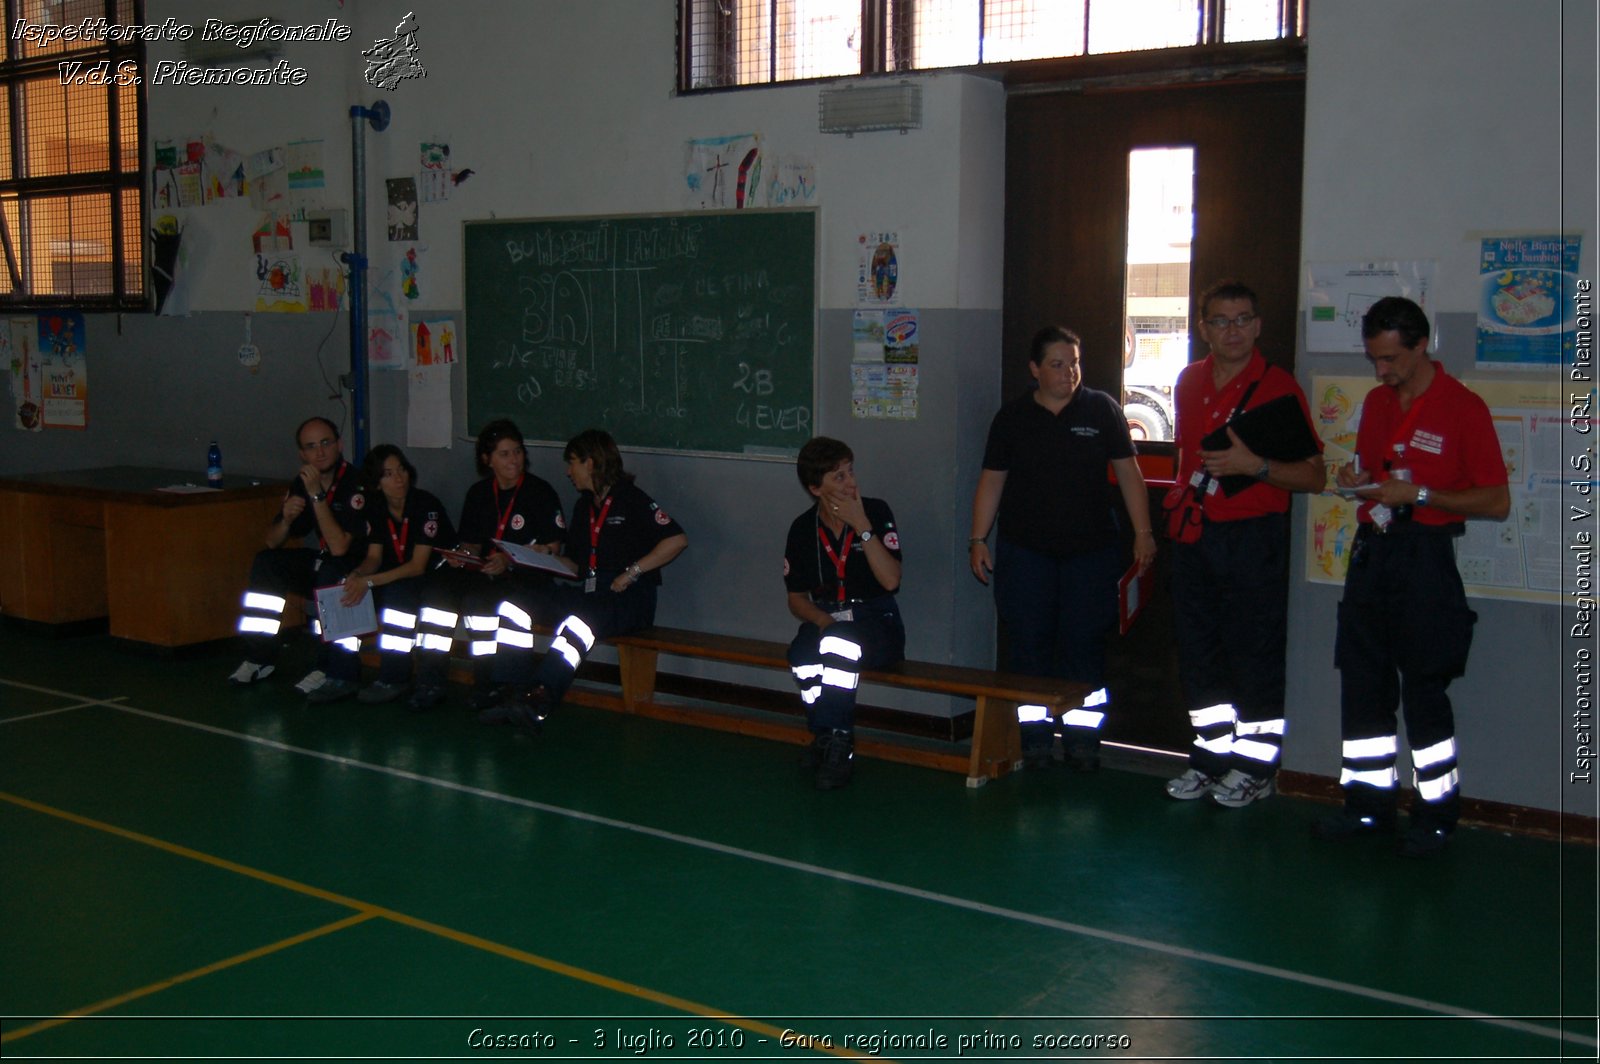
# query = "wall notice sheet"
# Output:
<box><xmin>1304</xmin><ymin>374</ymin><xmax>1564</xmax><ymax>604</ymax></box>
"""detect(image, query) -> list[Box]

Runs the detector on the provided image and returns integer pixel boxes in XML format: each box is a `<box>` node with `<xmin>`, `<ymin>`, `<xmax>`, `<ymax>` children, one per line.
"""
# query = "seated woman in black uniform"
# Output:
<box><xmin>483</xmin><ymin>429</ymin><xmax>688</xmax><ymax>732</ymax></box>
<box><xmin>408</xmin><ymin>420</ymin><xmax>565</xmax><ymax>711</ymax></box>
<box><xmin>783</xmin><ymin>437</ymin><xmax>905</xmax><ymax>789</ymax></box>
<box><xmin>337</xmin><ymin>444</ymin><xmax>454</xmax><ymax>704</ymax></box>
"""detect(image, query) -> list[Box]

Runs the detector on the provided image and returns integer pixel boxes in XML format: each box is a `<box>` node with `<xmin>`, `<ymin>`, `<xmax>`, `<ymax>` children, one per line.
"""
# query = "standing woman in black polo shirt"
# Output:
<box><xmin>968</xmin><ymin>326</ymin><xmax>1156</xmax><ymax>770</ymax></box>
<box><xmin>485</xmin><ymin>429</ymin><xmax>687</xmax><ymax>732</ymax></box>
<box><xmin>783</xmin><ymin>436</ymin><xmax>905</xmax><ymax>790</ymax></box>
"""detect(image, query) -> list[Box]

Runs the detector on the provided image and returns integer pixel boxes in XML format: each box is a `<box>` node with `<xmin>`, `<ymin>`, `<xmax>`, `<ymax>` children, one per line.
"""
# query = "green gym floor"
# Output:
<box><xmin>1</xmin><ymin>627</ymin><xmax>1595</xmax><ymax>1062</ymax></box>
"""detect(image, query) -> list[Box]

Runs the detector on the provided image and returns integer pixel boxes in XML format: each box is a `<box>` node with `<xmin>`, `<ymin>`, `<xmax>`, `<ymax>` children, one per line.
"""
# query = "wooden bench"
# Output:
<box><xmin>586</xmin><ymin>626</ymin><xmax>1092</xmax><ymax>788</ymax></box>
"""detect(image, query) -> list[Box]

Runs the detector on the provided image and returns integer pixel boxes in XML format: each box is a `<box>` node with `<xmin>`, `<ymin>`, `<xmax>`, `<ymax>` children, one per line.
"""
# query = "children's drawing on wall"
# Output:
<box><xmin>387</xmin><ymin>177</ymin><xmax>419</xmax><ymax>240</ymax></box>
<box><xmin>252</xmin><ymin>213</ymin><xmax>293</xmax><ymax>253</ymax></box>
<box><xmin>399</xmin><ymin>246</ymin><xmax>421</xmax><ymax>300</ymax></box>
<box><xmin>248</xmin><ymin>147</ymin><xmax>288</xmax><ymax>211</ymax></box>
<box><xmin>856</xmin><ymin>231</ymin><xmax>900</xmax><ymax>305</ymax></box>
<box><xmin>286</xmin><ymin>139</ymin><xmax>325</xmax><ymax>217</ymax></box>
<box><xmin>419</xmin><ymin>142</ymin><xmax>452</xmax><ymax>202</ymax></box>
<box><xmin>255</xmin><ymin>253</ymin><xmax>307</xmax><ymax>312</ymax></box>
<box><xmin>369</xmin><ymin>310</ymin><xmax>403</xmax><ymax>371</ymax></box>
<box><xmin>4</xmin><ymin>317</ymin><xmax>43</xmax><ymax>431</ymax></box>
<box><xmin>684</xmin><ymin>133</ymin><xmax>761</xmax><ymax>210</ymax></box>
<box><xmin>203</xmin><ymin>138</ymin><xmax>246</xmax><ymax>202</ymax></box>
<box><xmin>760</xmin><ymin>153</ymin><xmax>818</xmax><ymax>207</ymax></box>
<box><xmin>408</xmin><ymin>316</ymin><xmax>453</xmax><ymax>449</ymax></box>
<box><xmin>306</xmin><ymin>267</ymin><xmax>346</xmax><ymax>313</ymax></box>
<box><xmin>37</xmin><ymin>311</ymin><xmax>87</xmax><ymax>429</ymax></box>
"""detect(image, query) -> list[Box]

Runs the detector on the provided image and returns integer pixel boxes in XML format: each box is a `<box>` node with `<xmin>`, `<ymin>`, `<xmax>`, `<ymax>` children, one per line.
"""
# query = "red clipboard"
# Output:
<box><xmin>434</xmin><ymin>546</ymin><xmax>488</xmax><ymax>570</ymax></box>
<box><xmin>1118</xmin><ymin>561</ymin><xmax>1148</xmax><ymax>635</ymax></box>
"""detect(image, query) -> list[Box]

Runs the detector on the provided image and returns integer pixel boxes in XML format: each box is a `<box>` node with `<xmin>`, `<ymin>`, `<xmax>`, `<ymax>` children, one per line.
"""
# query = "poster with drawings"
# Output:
<box><xmin>4</xmin><ymin>316</ymin><xmax>43</xmax><ymax>431</ymax></box>
<box><xmin>37</xmin><ymin>311</ymin><xmax>87</xmax><ymax>429</ymax></box>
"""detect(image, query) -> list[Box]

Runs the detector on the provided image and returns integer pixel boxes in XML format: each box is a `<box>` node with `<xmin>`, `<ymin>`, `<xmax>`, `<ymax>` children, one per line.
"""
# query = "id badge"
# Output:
<box><xmin>829</xmin><ymin>607</ymin><xmax>854</xmax><ymax>623</ymax></box>
<box><xmin>584</xmin><ymin>573</ymin><xmax>597</xmax><ymax>594</ymax></box>
<box><xmin>1370</xmin><ymin>504</ymin><xmax>1392</xmax><ymax>531</ymax></box>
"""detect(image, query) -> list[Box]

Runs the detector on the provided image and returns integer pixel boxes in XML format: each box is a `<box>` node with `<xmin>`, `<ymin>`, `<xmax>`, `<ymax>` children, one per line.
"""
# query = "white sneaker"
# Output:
<box><xmin>1210</xmin><ymin>769</ymin><xmax>1274</xmax><ymax>808</ymax></box>
<box><xmin>228</xmin><ymin>661</ymin><xmax>274</xmax><ymax>686</ymax></box>
<box><xmin>293</xmin><ymin>669</ymin><xmax>328</xmax><ymax>695</ymax></box>
<box><xmin>1164</xmin><ymin>767</ymin><xmax>1217</xmax><ymax>800</ymax></box>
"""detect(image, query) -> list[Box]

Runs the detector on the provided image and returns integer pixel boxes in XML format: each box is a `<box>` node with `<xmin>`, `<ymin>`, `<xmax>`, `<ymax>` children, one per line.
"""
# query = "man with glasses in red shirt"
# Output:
<box><xmin>1315</xmin><ymin>297</ymin><xmax>1509</xmax><ymax>858</ymax></box>
<box><xmin>1164</xmin><ymin>280</ymin><xmax>1325</xmax><ymax>808</ymax></box>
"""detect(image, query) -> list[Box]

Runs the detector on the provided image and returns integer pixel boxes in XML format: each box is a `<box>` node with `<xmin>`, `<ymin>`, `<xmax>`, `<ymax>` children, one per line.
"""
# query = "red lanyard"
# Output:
<box><xmin>492</xmin><ymin>475</ymin><xmax>523</xmax><ymax>540</ymax></box>
<box><xmin>386</xmin><ymin>513</ymin><xmax>410</xmax><ymax>563</ymax></box>
<box><xmin>314</xmin><ymin>462</ymin><xmax>347</xmax><ymax>552</ymax></box>
<box><xmin>587</xmin><ymin>494</ymin><xmax>614</xmax><ymax>574</ymax></box>
<box><xmin>817</xmin><ymin>524</ymin><xmax>855</xmax><ymax>604</ymax></box>
<box><xmin>1382</xmin><ymin>390</ymin><xmax>1431</xmax><ymax>475</ymax></box>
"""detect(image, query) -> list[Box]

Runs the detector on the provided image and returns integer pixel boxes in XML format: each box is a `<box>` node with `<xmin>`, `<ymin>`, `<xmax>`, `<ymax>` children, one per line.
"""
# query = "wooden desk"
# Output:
<box><xmin>0</xmin><ymin>467</ymin><xmax>287</xmax><ymax>647</ymax></box>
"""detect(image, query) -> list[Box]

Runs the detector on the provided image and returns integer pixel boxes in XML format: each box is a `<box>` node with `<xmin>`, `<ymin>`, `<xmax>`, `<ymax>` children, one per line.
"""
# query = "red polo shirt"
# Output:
<box><xmin>1354</xmin><ymin>363</ymin><xmax>1507</xmax><ymax>528</ymax></box>
<box><xmin>1174</xmin><ymin>350</ymin><xmax>1318</xmax><ymax>523</ymax></box>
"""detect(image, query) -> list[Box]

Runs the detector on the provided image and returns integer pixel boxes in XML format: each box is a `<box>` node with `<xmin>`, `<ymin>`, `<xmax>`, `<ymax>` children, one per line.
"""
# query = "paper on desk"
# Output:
<box><xmin>493</xmin><ymin>539</ymin><xmax>577</xmax><ymax>577</ymax></box>
<box><xmin>314</xmin><ymin>583</ymin><xmax>377</xmax><ymax>642</ymax></box>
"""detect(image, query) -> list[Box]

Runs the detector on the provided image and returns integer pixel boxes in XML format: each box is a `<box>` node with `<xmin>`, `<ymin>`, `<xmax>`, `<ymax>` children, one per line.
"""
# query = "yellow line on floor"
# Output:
<box><xmin>0</xmin><ymin>791</ymin><xmax>876</xmax><ymax>1060</ymax></box>
<box><xmin>2</xmin><ymin>913</ymin><xmax>375</xmax><ymax>1044</ymax></box>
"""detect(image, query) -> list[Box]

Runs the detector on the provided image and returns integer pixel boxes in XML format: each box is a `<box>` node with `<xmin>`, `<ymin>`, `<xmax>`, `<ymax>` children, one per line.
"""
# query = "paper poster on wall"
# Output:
<box><xmin>759</xmin><ymin>153</ymin><xmax>817</xmax><ymax>207</ymax></box>
<box><xmin>856</xmin><ymin>231</ymin><xmax>900</xmax><ymax>305</ymax></box>
<box><xmin>1305</xmin><ymin>373</ymin><xmax>1563</xmax><ymax>603</ymax></box>
<box><xmin>286</xmin><ymin>139</ymin><xmax>325</xmax><ymax>217</ymax></box>
<box><xmin>306</xmin><ymin>266</ymin><xmax>345</xmax><ymax>313</ymax></box>
<box><xmin>1304</xmin><ymin>261</ymin><xmax>1435</xmax><ymax>353</ymax></box>
<box><xmin>369</xmin><ymin>310</ymin><xmax>403</xmax><ymax>371</ymax></box>
<box><xmin>37</xmin><ymin>312</ymin><xmax>87</xmax><ymax>429</ymax></box>
<box><xmin>398</xmin><ymin>246</ymin><xmax>422</xmax><ymax>300</ymax></box>
<box><xmin>247</xmin><ymin>147</ymin><xmax>288</xmax><ymax>211</ymax></box>
<box><xmin>386</xmin><ymin>177</ymin><xmax>419</xmax><ymax>240</ymax></box>
<box><xmin>851</xmin><ymin>364</ymin><xmax>918</xmax><ymax>420</ymax></box>
<box><xmin>1475</xmin><ymin>234</ymin><xmax>1583</xmax><ymax>369</ymax></box>
<box><xmin>407</xmin><ymin>317</ymin><xmax>454</xmax><ymax>448</ymax></box>
<box><xmin>4</xmin><ymin>317</ymin><xmax>43</xmax><ymax>431</ymax></box>
<box><xmin>254</xmin><ymin>252</ymin><xmax>307</xmax><ymax>312</ymax></box>
<box><xmin>684</xmin><ymin>133</ymin><xmax>761</xmax><ymax>210</ymax></box>
<box><xmin>203</xmin><ymin>138</ymin><xmax>246</xmax><ymax>202</ymax></box>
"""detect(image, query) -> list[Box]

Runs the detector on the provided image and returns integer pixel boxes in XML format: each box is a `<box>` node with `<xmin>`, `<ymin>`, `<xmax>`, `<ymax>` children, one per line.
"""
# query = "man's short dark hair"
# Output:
<box><xmin>1361</xmin><ymin>296</ymin><xmax>1431</xmax><ymax>349</ymax></box>
<box><xmin>1029</xmin><ymin>325</ymin><xmax>1081</xmax><ymax>365</ymax></box>
<box><xmin>796</xmin><ymin>436</ymin><xmax>853</xmax><ymax>492</ymax></box>
<box><xmin>1199</xmin><ymin>279</ymin><xmax>1259</xmax><ymax>319</ymax></box>
<box><xmin>295</xmin><ymin>416</ymin><xmax>340</xmax><ymax>445</ymax></box>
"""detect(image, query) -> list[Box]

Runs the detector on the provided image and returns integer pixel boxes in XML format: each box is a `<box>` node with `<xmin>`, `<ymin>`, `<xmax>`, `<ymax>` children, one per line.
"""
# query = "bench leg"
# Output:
<box><xmin>617</xmin><ymin>645</ymin><xmax>658</xmax><ymax>713</ymax></box>
<box><xmin>968</xmin><ymin>695</ymin><xmax>1024</xmax><ymax>786</ymax></box>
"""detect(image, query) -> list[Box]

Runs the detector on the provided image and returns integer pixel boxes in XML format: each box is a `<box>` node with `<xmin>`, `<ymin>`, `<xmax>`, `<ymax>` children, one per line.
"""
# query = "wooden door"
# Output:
<box><xmin>1001</xmin><ymin>77</ymin><xmax>1306</xmax><ymax>752</ymax></box>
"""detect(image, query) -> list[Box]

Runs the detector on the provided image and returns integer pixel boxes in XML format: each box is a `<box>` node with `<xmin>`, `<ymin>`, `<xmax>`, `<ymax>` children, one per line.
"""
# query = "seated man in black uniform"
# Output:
<box><xmin>783</xmin><ymin>437</ymin><xmax>905</xmax><ymax>790</ymax></box>
<box><xmin>228</xmin><ymin>415</ymin><xmax>369</xmax><ymax>700</ymax></box>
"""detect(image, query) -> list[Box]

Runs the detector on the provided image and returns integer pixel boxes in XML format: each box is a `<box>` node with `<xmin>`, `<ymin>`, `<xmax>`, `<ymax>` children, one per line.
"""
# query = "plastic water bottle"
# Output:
<box><xmin>206</xmin><ymin>440</ymin><xmax>223</xmax><ymax>488</ymax></box>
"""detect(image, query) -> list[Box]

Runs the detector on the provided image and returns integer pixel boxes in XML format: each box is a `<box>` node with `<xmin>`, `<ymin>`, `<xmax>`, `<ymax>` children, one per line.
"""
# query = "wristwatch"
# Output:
<box><xmin>1415</xmin><ymin>486</ymin><xmax>1431</xmax><ymax>507</ymax></box>
<box><xmin>858</xmin><ymin>529</ymin><xmax>874</xmax><ymax>543</ymax></box>
<box><xmin>312</xmin><ymin>489</ymin><xmax>328</xmax><ymax>503</ymax></box>
<box><xmin>1253</xmin><ymin>459</ymin><xmax>1271</xmax><ymax>480</ymax></box>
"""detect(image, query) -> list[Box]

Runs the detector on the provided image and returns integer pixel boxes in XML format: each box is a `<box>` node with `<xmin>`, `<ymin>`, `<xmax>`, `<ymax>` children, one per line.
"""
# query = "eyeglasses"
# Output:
<box><xmin>1203</xmin><ymin>313</ymin><xmax>1257</xmax><ymax>330</ymax></box>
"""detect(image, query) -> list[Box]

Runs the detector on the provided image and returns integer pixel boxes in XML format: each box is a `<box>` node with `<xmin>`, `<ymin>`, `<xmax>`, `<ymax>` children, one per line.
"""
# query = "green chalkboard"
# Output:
<box><xmin>464</xmin><ymin>209</ymin><xmax>815</xmax><ymax>457</ymax></box>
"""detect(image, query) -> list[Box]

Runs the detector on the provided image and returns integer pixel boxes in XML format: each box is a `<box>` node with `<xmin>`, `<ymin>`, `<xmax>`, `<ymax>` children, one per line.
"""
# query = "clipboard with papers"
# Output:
<box><xmin>313</xmin><ymin>583</ymin><xmax>377</xmax><ymax>643</ymax></box>
<box><xmin>1200</xmin><ymin>393</ymin><xmax>1322</xmax><ymax>496</ymax></box>
<box><xmin>433</xmin><ymin>546</ymin><xmax>489</xmax><ymax>570</ymax></box>
<box><xmin>493</xmin><ymin>539</ymin><xmax>578</xmax><ymax>578</ymax></box>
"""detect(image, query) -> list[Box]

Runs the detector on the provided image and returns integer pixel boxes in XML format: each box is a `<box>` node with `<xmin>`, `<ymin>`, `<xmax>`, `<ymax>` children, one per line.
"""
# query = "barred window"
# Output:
<box><xmin>0</xmin><ymin>0</ymin><xmax>145</xmax><ymax>310</ymax></box>
<box><xmin>681</xmin><ymin>0</ymin><xmax>1304</xmax><ymax>90</ymax></box>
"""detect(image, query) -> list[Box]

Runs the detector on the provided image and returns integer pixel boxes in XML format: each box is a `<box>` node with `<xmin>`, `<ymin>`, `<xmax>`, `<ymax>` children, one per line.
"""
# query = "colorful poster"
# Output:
<box><xmin>1306</xmin><ymin>373</ymin><xmax>1564</xmax><ymax>604</ymax></box>
<box><xmin>4</xmin><ymin>316</ymin><xmax>43</xmax><ymax>431</ymax></box>
<box><xmin>369</xmin><ymin>310</ymin><xmax>403</xmax><ymax>371</ymax></box>
<box><xmin>856</xmin><ymin>231</ymin><xmax>900</xmax><ymax>305</ymax></box>
<box><xmin>1475</xmin><ymin>234</ymin><xmax>1583</xmax><ymax>368</ymax></box>
<box><xmin>37</xmin><ymin>312</ymin><xmax>87</xmax><ymax>429</ymax></box>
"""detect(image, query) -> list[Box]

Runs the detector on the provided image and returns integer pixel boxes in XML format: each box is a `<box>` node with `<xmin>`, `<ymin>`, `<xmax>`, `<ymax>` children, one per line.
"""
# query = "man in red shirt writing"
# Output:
<box><xmin>1316</xmin><ymin>297</ymin><xmax>1509</xmax><ymax>858</ymax></box>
